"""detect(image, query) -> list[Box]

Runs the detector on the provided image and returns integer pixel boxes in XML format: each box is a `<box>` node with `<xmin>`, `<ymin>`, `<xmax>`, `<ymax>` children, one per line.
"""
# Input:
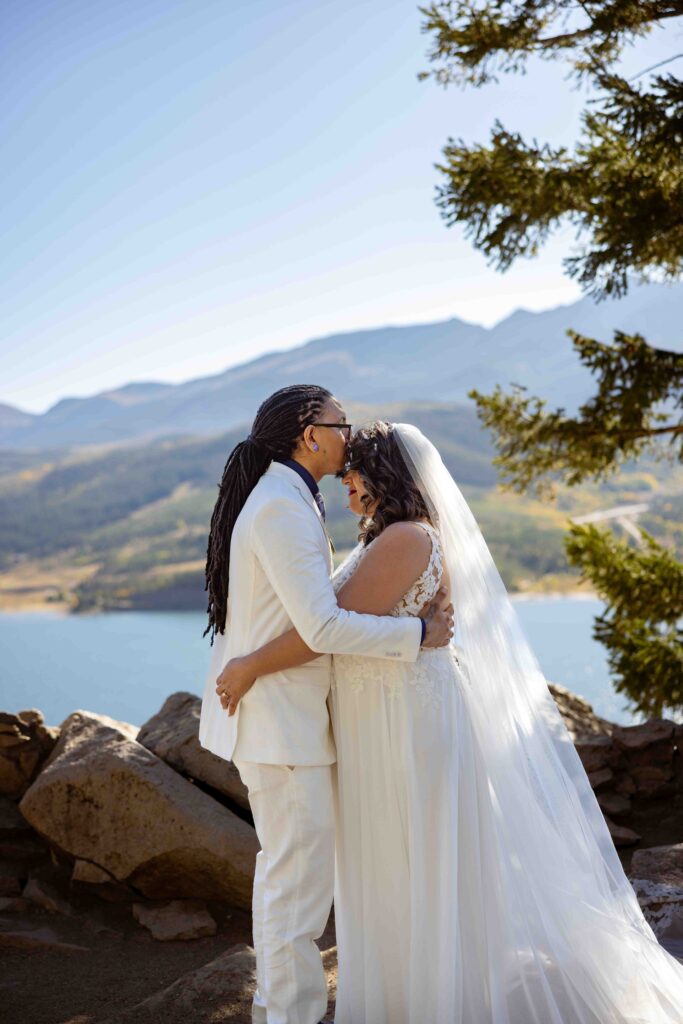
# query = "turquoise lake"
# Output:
<box><xmin>0</xmin><ymin>598</ymin><xmax>644</xmax><ymax>729</ymax></box>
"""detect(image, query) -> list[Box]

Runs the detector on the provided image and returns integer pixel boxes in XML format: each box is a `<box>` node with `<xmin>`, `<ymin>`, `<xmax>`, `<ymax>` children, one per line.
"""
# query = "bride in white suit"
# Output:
<box><xmin>199</xmin><ymin>387</ymin><xmax>453</xmax><ymax>1024</ymax></box>
<box><xmin>217</xmin><ymin>419</ymin><xmax>683</xmax><ymax>1023</ymax></box>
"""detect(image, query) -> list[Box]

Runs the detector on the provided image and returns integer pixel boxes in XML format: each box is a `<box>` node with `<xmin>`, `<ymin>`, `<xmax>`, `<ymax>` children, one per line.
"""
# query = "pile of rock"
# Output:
<box><xmin>1</xmin><ymin>687</ymin><xmax>682</xmax><ymax>951</ymax></box>
<box><xmin>547</xmin><ymin>684</ymin><xmax>683</xmax><ymax>945</ymax></box>
<box><xmin>573</xmin><ymin>718</ymin><xmax>682</xmax><ymax>853</ymax></box>
<box><xmin>0</xmin><ymin>708</ymin><xmax>58</xmax><ymax>799</ymax></box>
<box><xmin>545</xmin><ymin>685</ymin><xmax>683</xmax><ymax>856</ymax></box>
<box><xmin>16</xmin><ymin>707</ymin><xmax>258</xmax><ymax>909</ymax></box>
<box><xmin>548</xmin><ymin>683</ymin><xmax>615</xmax><ymax>740</ymax></box>
<box><xmin>0</xmin><ymin>699</ymin><xmax>261</xmax><ymax>951</ymax></box>
<box><xmin>0</xmin><ymin>792</ymin><xmax>51</xmax><ymax>910</ymax></box>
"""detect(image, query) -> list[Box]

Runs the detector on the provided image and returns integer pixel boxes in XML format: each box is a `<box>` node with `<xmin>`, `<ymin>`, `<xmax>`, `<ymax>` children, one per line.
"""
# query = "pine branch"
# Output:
<box><xmin>434</xmin><ymin>75</ymin><xmax>683</xmax><ymax>299</ymax></box>
<box><xmin>564</xmin><ymin>524</ymin><xmax>683</xmax><ymax>715</ymax></box>
<box><xmin>469</xmin><ymin>331</ymin><xmax>683</xmax><ymax>496</ymax></box>
<box><xmin>418</xmin><ymin>1</ymin><xmax>683</xmax><ymax>86</ymax></box>
<box><xmin>421</xmin><ymin>0</ymin><xmax>683</xmax><ymax>713</ymax></box>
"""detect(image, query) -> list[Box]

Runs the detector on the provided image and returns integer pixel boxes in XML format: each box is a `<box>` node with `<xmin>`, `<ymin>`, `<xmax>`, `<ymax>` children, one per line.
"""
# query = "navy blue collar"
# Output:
<box><xmin>275</xmin><ymin>458</ymin><xmax>320</xmax><ymax>500</ymax></box>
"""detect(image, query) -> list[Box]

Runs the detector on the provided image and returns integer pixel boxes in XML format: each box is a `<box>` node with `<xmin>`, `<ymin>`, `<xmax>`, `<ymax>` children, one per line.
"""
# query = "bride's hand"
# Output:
<box><xmin>215</xmin><ymin>657</ymin><xmax>257</xmax><ymax>716</ymax></box>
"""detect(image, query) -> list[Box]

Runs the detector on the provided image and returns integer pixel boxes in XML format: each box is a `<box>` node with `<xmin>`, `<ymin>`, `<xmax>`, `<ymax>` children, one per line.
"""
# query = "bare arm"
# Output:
<box><xmin>250</xmin><ymin>497</ymin><xmax>422</xmax><ymax>657</ymax></box>
<box><xmin>217</xmin><ymin>523</ymin><xmax>452</xmax><ymax>714</ymax></box>
<box><xmin>335</xmin><ymin>522</ymin><xmax>441</xmax><ymax>613</ymax></box>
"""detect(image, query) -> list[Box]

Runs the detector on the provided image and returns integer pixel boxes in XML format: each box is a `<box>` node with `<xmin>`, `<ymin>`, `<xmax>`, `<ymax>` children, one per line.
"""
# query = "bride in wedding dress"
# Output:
<box><xmin>221</xmin><ymin>420</ymin><xmax>683</xmax><ymax>1023</ymax></box>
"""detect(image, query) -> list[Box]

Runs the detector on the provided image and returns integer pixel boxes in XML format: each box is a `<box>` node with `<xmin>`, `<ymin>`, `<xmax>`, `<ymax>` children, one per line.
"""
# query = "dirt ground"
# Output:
<box><xmin>4</xmin><ymin>889</ymin><xmax>683</xmax><ymax>1024</ymax></box>
<box><xmin>1</xmin><ymin>889</ymin><xmax>336</xmax><ymax>1024</ymax></box>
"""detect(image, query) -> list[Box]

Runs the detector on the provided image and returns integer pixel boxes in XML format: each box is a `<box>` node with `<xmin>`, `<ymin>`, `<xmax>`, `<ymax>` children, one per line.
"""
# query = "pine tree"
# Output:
<box><xmin>419</xmin><ymin>0</ymin><xmax>683</xmax><ymax>714</ymax></box>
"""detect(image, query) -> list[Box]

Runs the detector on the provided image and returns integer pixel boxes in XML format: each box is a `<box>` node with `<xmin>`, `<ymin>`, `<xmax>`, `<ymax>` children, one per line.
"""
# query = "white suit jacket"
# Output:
<box><xmin>198</xmin><ymin>461</ymin><xmax>422</xmax><ymax>765</ymax></box>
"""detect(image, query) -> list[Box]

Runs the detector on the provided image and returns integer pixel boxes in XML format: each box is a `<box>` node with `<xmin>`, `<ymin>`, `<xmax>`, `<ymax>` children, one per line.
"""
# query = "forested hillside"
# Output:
<box><xmin>0</xmin><ymin>401</ymin><xmax>678</xmax><ymax>613</ymax></box>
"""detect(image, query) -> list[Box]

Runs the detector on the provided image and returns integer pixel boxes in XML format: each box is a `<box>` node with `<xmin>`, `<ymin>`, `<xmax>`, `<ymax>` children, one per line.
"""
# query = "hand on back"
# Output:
<box><xmin>420</xmin><ymin>585</ymin><xmax>455</xmax><ymax>648</ymax></box>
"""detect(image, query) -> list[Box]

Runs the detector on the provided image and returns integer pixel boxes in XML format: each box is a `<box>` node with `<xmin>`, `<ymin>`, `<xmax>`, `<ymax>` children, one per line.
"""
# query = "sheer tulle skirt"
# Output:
<box><xmin>329</xmin><ymin>647</ymin><xmax>683</xmax><ymax>1024</ymax></box>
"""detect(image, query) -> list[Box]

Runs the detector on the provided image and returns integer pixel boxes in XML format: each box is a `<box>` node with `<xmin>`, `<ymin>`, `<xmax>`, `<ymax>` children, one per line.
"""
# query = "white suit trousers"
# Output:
<box><xmin>234</xmin><ymin>760</ymin><xmax>335</xmax><ymax>1024</ymax></box>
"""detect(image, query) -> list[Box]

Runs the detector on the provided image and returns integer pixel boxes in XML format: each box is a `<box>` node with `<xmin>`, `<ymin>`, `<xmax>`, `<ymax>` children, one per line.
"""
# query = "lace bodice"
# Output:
<box><xmin>331</xmin><ymin>521</ymin><xmax>466</xmax><ymax>708</ymax></box>
<box><xmin>331</xmin><ymin>520</ymin><xmax>443</xmax><ymax>615</ymax></box>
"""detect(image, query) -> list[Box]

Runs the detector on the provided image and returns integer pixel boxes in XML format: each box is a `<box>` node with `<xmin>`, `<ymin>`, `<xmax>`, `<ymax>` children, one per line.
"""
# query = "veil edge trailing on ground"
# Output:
<box><xmin>393</xmin><ymin>422</ymin><xmax>683</xmax><ymax>1020</ymax></box>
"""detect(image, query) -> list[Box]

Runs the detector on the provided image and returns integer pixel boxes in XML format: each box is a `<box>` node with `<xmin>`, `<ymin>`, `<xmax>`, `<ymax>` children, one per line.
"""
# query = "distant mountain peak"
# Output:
<box><xmin>0</xmin><ymin>401</ymin><xmax>35</xmax><ymax>429</ymax></box>
<box><xmin>2</xmin><ymin>280</ymin><xmax>680</xmax><ymax>450</ymax></box>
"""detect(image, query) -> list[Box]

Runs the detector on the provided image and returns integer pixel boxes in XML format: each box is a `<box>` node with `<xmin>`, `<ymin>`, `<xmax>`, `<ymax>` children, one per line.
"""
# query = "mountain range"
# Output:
<box><xmin>3</xmin><ymin>396</ymin><xmax>679</xmax><ymax>613</ymax></box>
<box><xmin>3</xmin><ymin>281</ymin><xmax>681</xmax><ymax>450</ymax></box>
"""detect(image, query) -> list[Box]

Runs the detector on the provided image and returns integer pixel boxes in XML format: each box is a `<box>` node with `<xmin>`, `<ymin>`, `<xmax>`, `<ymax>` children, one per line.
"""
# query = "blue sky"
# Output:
<box><xmin>3</xmin><ymin>0</ymin><xmax>681</xmax><ymax>413</ymax></box>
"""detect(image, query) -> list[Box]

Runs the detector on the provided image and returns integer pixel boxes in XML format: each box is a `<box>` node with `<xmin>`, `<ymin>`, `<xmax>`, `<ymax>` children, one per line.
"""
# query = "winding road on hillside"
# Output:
<box><xmin>572</xmin><ymin>503</ymin><xmax>650</xmax><ymax>542</ymax></box>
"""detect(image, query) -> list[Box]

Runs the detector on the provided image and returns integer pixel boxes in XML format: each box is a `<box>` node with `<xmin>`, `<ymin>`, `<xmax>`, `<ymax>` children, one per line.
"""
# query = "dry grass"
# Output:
<box><xmin>0</xmin><ymin>557</ymin><xmax>101</xmax><ymax>612</ymax></box>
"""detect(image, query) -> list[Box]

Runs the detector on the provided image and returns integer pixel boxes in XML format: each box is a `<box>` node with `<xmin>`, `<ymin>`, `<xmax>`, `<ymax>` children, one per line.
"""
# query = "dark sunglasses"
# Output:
<box><xmin>311</xmin><ymin>421</ymin><xmax>353</xmax><ymax>440</ymax></box>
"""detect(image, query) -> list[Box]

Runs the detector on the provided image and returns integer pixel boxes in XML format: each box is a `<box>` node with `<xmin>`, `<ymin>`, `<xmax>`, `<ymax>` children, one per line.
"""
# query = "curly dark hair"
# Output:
<box><xmin>203</xmin><ymin>384</ymin><xmax>332</xmax><ymax>645</ymax></box>
<box><xmin>343</xmin><ymin>421</ymin><xmax>432</xmax><ymax>546</ymax></box>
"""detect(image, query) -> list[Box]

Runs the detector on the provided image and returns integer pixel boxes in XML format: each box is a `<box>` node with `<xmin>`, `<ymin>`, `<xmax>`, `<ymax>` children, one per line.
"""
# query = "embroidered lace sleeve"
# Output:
<box><xmin>331</xmin><ymin>523</ymin><xmax>462</xmax><ymax>702</ymax></box>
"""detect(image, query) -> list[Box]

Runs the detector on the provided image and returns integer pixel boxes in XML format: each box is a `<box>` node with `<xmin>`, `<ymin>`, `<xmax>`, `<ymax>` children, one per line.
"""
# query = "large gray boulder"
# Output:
<box><xmin>137</xmin><ymin>692</ymin><xmax>249</xmax><ymax>811</ymax></box>
<box><xmin>18</xmin><ymin>710</ymin><xmax>258</xmax><ymax>909</ymax></box>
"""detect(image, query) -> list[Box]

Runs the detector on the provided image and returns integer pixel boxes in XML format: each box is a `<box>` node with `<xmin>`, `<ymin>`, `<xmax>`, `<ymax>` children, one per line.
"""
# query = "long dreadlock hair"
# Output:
<box><xmin>203</xmin><ymin>383</ymin><xmax>332</xmax><ymax>645</ymax></box>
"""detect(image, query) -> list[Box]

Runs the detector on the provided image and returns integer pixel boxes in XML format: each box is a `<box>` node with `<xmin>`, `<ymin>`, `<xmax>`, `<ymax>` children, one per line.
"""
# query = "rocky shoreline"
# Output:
<box><xmin>1</xmin><ymin>685</ymin><xmax>682</xmax><ymax>1022</ymax></box>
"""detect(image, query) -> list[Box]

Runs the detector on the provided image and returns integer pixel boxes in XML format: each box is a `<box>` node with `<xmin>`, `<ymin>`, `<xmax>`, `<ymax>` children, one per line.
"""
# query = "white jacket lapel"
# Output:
<box><xmin>265</xmin><ymin>462</ymin><xmax>335</xmax><ymax>561</ymax></box>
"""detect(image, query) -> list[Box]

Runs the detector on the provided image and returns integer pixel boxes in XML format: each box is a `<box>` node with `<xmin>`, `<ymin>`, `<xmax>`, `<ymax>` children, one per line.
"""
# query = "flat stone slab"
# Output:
<box><xmin>132</xmin><ymin>899</ymin><xmax>217</xmax><ymax>941</ymax></box>
<box><xmin>23</xmin><ymin>876</ymin><xmax>73</xmax><ymax>915</ymax></box>
<box><xmin>631</xmin><ymin>843</ymin><xmax>683</xmax><ymax>887</ymax></box>
<box><xmin>0</xmin><ymin>924</ymin><xmax>90</xmax><ymax>953</ymax></box>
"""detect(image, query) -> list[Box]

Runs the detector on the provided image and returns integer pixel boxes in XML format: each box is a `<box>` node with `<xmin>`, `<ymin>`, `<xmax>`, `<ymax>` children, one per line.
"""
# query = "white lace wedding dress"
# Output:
<box><xmin>329</xmin><ymin>521</ymin><xmax>683</xmax><ymax>1024</ymax></box>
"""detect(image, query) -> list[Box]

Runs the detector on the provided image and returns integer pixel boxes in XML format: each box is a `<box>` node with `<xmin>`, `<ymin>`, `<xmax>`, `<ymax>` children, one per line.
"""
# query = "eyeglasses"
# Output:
<box><xmin>311</xmin><ymin>422</ymin><xmax>353</xmax><ymax>440</ymax></box>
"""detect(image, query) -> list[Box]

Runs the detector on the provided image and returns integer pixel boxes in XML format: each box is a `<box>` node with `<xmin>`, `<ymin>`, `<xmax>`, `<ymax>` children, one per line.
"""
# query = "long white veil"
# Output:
<box><xmin>393</xmin><ymin>421</ymin><xmax>683</xmax><ymax>1021</ymax></box>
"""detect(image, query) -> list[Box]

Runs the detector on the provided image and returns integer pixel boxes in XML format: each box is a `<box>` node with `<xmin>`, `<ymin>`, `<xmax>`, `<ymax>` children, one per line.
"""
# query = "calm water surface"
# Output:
<box><xmin>0</xmin><ymin>598</ymin><xmax>641</xmax><ymax>728</ymax></box>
